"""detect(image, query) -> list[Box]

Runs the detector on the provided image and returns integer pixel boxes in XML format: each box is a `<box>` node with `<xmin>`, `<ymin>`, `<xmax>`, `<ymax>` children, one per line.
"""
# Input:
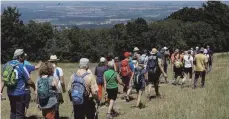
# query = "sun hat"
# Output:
<box><xmin>48</xmin><ymin>55</ymin><xmax>60</xmax><ymax>62</ymax></box>
<box><xmin>79</xmin><ymin>58</ymin><xmax>89</xmax><ymax>68</ymax></box>
<box><xmin>163</xmin><ymin>47</ymin><xmax>168</xmax><ymax>50</ymax></box>
<box><xmin>100</xmin><ymin>57</ymin><xmax>106</xmax><ymax>63</ymax></box>
<box><xmin>13</xmin><ymin>49</ymin><xmax>25</xmax><ymax>59</ymax></box>
<box><xmin>196</xmin><ymin>46</ymin><xmax>199</xmax><ymax>50</ymax></box>
<box><xmin>133</xmin><ymin>47</ymin><xmax>140</xmax><ymax>52</ymax></box>
<box><xmin>150</xmin><ymin>48</ymin><xmax>158</xmax><ymax>55</ymax></box>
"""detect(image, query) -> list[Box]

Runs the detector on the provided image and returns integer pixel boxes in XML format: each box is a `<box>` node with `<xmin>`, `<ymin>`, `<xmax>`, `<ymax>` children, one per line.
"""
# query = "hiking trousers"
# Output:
<box><xmin>73</xmin><ymin>98</ymin><xmax>97</xmax><ymax>119</ymax></box>
<box><xmin>194</xmin><ymin>71</ymin><xmax>206</xmax><ymax>88</ymax></box>
<box><xmin>8</xmin><ymin>94</ymin><xmax>26</xmax><ymax>119</ymax></box>
<box><xmin>148</xmin><ymin>70</ymin><xmax>161</xmax><ymax>95</ymax></box>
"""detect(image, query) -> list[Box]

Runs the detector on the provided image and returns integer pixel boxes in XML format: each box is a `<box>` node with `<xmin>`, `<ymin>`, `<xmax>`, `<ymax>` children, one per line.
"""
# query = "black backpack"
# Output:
<box><xmin>147</xmin><ymin>54</ymin><xmax>159</xmax><ymax>73</ymax></box>
<box><xmin>133</xmin><ymin>68</ymin><xmax>144</xmax><ymax>89</ymax></box>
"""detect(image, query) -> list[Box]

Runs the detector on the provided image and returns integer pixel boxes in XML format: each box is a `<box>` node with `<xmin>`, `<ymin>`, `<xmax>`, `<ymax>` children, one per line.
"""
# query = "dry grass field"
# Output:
<box><xmin>1</xmin><ymin>53</ymin><xmax>229</xmax><ymax>119</ymax></box>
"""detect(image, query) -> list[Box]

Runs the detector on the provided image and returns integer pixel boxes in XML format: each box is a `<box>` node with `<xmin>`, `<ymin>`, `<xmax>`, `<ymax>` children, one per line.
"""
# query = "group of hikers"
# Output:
<box><xmin>1</xmin><ymin>45</ymin><xmax>213</xmax><ymax>119</ymax></box>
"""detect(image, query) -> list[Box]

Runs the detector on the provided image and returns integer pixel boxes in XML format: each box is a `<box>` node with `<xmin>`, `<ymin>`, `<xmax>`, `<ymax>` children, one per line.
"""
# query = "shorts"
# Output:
<box><xmin>148</xmin><ymin>69</ymin><xmax>161</xmax><ymax>84</ymax></box>
<box><xmin>174</xmin><ymin>67</ymin><xmax>183</xmax><ymax>78</ymax></box>
<box><xmin>106</xmin><ymin>88</ymin><xmax>118</xmax><ymax>100</ymax></box>
<box><xmin>25</xmin><ymin>91</ymin><xmax>31</xmax><ymax>109</ymax></box>
<box><xmin>122</xmin><ymin>76</ymin><xmax>131</xmax><ymax>92</ymax></box>
<box><xmin>134</xmin><ymin>80</ymin><xmax>146</xmax><ymax>92</ymax></box>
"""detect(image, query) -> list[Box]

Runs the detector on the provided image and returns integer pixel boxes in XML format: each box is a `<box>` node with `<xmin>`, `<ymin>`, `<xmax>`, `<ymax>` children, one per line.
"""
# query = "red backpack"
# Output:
<box><xmin>120</xmin><ymin>59</ymin><xmax>131</xmax><ymax>77</ymax></box>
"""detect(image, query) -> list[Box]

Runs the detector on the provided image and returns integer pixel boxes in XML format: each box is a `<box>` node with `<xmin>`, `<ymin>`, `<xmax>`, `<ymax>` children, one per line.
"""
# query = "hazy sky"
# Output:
<box><xmin>1</xmin><ymin>0</ymin><xmax>209</xmax><ymax>1</ymax></box>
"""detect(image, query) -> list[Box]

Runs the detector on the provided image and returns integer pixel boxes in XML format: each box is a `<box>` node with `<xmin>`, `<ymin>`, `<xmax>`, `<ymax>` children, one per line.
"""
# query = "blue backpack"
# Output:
<box><xmin>147</xmin><ymin>53</ymin><xmax>159</xmax><ymax>73</ymax></box>
<box><xmin>71</xmin><ymin>72</ymin><xmax>90</xmax><ymax>105</ymax></box>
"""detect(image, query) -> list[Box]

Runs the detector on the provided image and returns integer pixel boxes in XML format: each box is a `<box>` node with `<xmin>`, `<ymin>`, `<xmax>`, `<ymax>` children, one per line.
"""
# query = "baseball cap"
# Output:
<box><xmin>13</xmin><ymin>49</ymin><xmax>25</xmax><ymax>59</ymax></box>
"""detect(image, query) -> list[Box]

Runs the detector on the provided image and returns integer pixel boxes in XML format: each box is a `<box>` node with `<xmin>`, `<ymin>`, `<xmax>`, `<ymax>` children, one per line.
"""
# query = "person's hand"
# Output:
<box><xmin>163</xmin><ymin>73</ymin><xmax>168</xmax><ymax>78</ymax></box>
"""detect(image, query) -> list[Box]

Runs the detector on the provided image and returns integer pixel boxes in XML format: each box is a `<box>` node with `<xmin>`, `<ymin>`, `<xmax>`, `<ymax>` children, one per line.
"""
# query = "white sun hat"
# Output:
<box><xmin>100</xmin><ymin>57</ymin><xmax>106</xmax><ymax>63</ymax></box>
<box><xmin>133</xmin><ymin>47</ymin><xmax>140</xmax><ymax>52</ymax></box>
<box><xmin>163</xmin><ymin>47</ymin><xmax>168</xmax><ymax>50</ymax></box>
<box><xmin>48</xmin><ymin>55</ymin><xmax>60</xmax><ymax>62</ymax></box>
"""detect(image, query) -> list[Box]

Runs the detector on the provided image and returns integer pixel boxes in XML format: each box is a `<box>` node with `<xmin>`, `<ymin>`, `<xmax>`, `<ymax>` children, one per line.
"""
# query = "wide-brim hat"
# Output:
<box><xmin>48</xmin><ymin>55</ymin><xmax>60</xmax><ymax>62</ymax></box>
<box><xmin>150</xmin><ymin>48</ymin><xmax>158</xmax><ymax>55</ymax></box>
<box><xmin>133</xmin><ymin>47</ymin><xmax>140</xmax><ymax>52</ymax></box>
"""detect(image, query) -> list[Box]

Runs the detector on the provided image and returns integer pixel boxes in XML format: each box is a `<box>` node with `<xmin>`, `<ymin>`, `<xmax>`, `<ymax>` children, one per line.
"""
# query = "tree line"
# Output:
<box><xmin>2</xmin><ymin>1</ymin><xmax>229</xmax><ymax>63</ymax></box>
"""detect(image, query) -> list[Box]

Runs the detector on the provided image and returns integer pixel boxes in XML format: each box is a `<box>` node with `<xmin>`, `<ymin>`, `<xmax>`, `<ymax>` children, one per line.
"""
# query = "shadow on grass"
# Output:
<box><xmin>26</xmin><ymin>115</ymin><xmax>69</xmax><ymax>119</ymax></box>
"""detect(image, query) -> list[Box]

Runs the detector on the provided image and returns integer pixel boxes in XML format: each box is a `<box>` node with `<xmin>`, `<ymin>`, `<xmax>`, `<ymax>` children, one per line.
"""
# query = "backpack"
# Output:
<box><xmin>133</xmin><ymin>68</ymin><xmax>144</xmax><ymax>89</ymax></box>
<box><xmin>56</xmin><ymin>68</ymin><xmax>60</xmax><ymax>80</ymax></box>
<box><xmin>2</xmin><ymin>61</ymin><xmax>20</xmax><ymax>87</ymax></box>
<box><xmin>120</xmin><ymin>59</ymin><xmax>131</xmax><ymax>77</ymax></box>
<box><xmin>37</xmin><ymin>77</ymin><xmax>55</xmax><ymax>107</ymax></box>
<box><xmin>147</xmin><ymin>54</ymin><xmax>159</xmax><ymax>73</ymax></box>
<box><xmin>174</xmin><ymin>54</ymin><xmax>182</xmax><ymax>68</ymax></box>
<box><xmin>71</xmin><ymin>72</ymin><xmax>90</xmax><ymax>105</ymax></box>
<box><xmin>140</xmin><ymin>54</ymin><xmax>147</xmax><ymax>63</ymax></box>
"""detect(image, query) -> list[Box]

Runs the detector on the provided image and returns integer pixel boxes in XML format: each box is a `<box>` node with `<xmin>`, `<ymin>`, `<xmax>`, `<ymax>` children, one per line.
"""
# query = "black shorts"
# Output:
<box><xmin>122</xmin><ymin>76</ymin><xmax>131</xmax><ymax>92</ymax></box>
<box><xmin>25</xmin><ymin>90</ymin><xmax>31</xmax><ymax>109</ymax></box>
<box><xmin>134</xmin><ymin>80</ymin><xmax>146</xmax><ymax>92</ymax></box>
<box><xmin>174</xmin><ymin>67</ymin><xmax>183</xmax><ymax>78</ymax></box>
<box><xmin>106</xmin><ymin>88</ymin><xmax>118</xmax><ymax>100</ymax></box>
<box><xmin>148</xmin><ymin>69</ymin><xmax>161</xmax><ymax>84</ymax></box>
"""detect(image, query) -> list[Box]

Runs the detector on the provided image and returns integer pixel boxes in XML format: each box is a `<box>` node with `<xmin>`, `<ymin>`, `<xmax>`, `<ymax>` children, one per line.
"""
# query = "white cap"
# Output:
<box><xmin>13</xmin><ymin>49</ymin><xmax>24</xmax><ymax>59</ymax></box>
<box><xmin>163</xmin><ymin>47</ymin><xmax>168</xmax><ymax>50</ymax></box>
<box><xmin>48</xmin><ymin>55</ymin><xmax>60</xmax><ymax>62</ymax></box>
<box><xmin>100</xmin><ymin>57</ymin><xmax>106</xmax><ymax>63</ymax></box>
<box><xmin>133</xmin><ymin>47</ymin><xmax>139</xmax><ymax>52</ymax></box>
<box><xmin>196</xmin><ymin>46</ymin><xmax>199</xmax><ymax>49</ymax></box>
<box><xmin>79</xmin><ymin>58</ymin><xmax>89</xmax><ymax>68</ymax></box>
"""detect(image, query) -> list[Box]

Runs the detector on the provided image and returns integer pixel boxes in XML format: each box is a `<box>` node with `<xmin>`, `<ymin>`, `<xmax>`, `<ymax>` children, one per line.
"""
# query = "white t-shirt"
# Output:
<box><xmin>53</xmin><ymin>67</ymin><xmax>64</xmax><ymax>93</ymax></box>
<box><xmin>183</xmin><ymin>55</ymin><xmax>193</xmax><ymax>68</ymax></box>
<box><xmin>204</xmin><ymin>54</ymin><xmax>209</xmax><ymax>62</ymax></box>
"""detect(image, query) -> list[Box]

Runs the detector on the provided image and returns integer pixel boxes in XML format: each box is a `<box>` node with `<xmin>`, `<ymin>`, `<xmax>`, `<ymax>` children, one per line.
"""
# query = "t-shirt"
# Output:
<box><xmin>104</xmin><ymin>69</ymin><xmax>118</xmax><ymax>89</ymax></box>
<box><xmin>95</xmin><ymin>65</ymin><xmax>108</xmax><ymax>84</ymax></box>
<box><xmin>68</xmin><ymin>69</ymin><xmax>98</xmax><ymax>98</ymax></box>
<box><xmin>183</xmin><ymin>55</ymin><xmax>193</xmax><ymax>68</ymax></box>
<box><xmin>53</xmin><ymin>67</ymin><xmax>64</xmax><ymax>93</ymax></box>
<box><xmin>194</xmin><ymin>54</ymin><xmax>208</xmax><ymax>71</ymax></box>
<box><xmin>24</xmin><ymin>60</ymin><xmax>32</xmax><ymax>66</ymax></box>
<box><xmin>3</xmin><ymin>60</ymin><xmax>30</xmax><ymax>96</ymax></box>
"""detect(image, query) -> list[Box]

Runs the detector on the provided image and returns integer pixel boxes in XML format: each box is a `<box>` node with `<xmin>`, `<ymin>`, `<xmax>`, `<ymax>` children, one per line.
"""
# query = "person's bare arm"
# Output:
<box><xmin>35</xmin><ymin>61</ymin><xmax>42</xmax><ymax>69</ymax></box>
<box><xmin>103</xmin><ymin>75</ymin><xmax>107</xmax><ymax>93</ymax></box>
<box><xmin>158</xmin><ymin>58</ymin><xmax>167</xmax><ymax>78</ymax></box>
<box><xmin>117</xmin><ymin>74</ymin><xmax>125</xmax><ymax>86</ymax></box>
<box><xmin>1</xmin><ymin>81</ymin><xmax>4</xmax><ymax>94</ymax></box>
<box><xmin>60</xmin><ymin>76</ymin><xmax>66</xmax><ymax>93</ymax></box>
<box><xmin>90</xmin><ymin>76</ymin><xmax>100</xmax><ymax>103</ymax></box>
<box><xmin>27</xmin><ymin>79</ymin><xmax>36</xmax><ymax>91</ymax></box>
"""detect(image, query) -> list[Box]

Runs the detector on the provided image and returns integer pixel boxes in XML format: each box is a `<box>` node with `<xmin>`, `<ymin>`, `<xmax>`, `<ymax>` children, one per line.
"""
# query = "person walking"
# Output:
<box><xmin>207</xmin><ymin>46</ymin><xmax>213</xmax><ymax>72</ymax></box>
<box><xmin>181</xmin><ymin>51</ymin><xmax>194</xmax><ymax>88</ymax></box>
<box><xmin>68</xmin><ymin>58</ymin><xmax>100</xmax><ymax>119</ymax></box>
<box><xmin>147</xmin><ymin>48</ymin><xmax>167</xmax><ymax>99</ymax></box>
<box><xmin>95</xmin><ymin>57</ymin><xmax>108</xmax><ymax>102</ymax></box>
<box><xmin>36</xmin><ymin>62</ymin><xmax>60</xmax><ymax>119</ymax></box>
<box><xmin>104</xmin><ymin>61</ymin><xmax>125</xmax><ymax>119</ymax></box>
<box><xmin>48</xmin><ymin>55</ymin><xmax>66</xmax><ymax>119</ymax></box>
<box><xmin>1</xmin><ymin>49</ymin><xmax>36</xmax><ymax>119</ymax></box>
<box><xmin>171</xmin><ymin>49</ymin><xmax>183</xmax><ymax>85</ymax></box>
<box><xmin>193</xmin><ymin>48</ymin><xmax>208</xmax><ymax>88</ymax></box>
<box><xmin>130</xmin><ymin>58</ymin><xmax>147</xmax><ymax>108</ymax></box>
<box><xmin>120</xmin><ymin>52</ymin><xmax>132</xmax><ymax>101</ymax></box>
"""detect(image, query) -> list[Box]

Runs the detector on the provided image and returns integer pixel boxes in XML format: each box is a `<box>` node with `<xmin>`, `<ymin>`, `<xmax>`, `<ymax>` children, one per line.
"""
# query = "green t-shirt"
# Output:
<box><xmin>104</xmin><ymin>69</ymin><xmax>118</xmax><ymax>89</ymax></box>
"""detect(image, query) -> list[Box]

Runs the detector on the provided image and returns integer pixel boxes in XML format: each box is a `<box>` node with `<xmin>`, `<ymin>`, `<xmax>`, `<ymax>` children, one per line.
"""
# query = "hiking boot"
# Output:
<box><xmin>138</xmin><ymin>102</ymin><xmax>146</xmax><ymax>109</ymax></box>
<box><xmin>111</xmin><ymin>110</ymin><xmax>119</xmax><ymax>117</ymax></box>
<box><xmin>125</xmin><ymin>96</ymin><xmax>130</xmax><ymax>102</ymax></box>
<box><xmin>156</xmin><ymin>94</ymin><xmax>161</xmax><ymax>98</ymax></box>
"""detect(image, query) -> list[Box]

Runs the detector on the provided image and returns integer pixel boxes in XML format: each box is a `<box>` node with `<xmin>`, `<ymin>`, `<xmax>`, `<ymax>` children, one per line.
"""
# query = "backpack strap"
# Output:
<box><xmin>56</xmin><ymin>68</ymin><xmax>60</xmax><ymax>80</ymax></box>
<box><xmin>107</xmin><ymin>72</ymin><xmax>115</xmax><ymax>84</ymax></box>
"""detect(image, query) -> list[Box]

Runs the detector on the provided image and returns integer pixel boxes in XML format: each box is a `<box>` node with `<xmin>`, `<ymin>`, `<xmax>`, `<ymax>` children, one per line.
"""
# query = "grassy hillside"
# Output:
<box><xmin>1</xmin><ymin>53</ymin><xmax>229</xmax><ymax>119</ymax></box>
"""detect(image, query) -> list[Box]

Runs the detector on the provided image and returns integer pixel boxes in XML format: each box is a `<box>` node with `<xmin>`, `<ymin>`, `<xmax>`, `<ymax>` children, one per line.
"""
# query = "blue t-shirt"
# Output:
<box><xmin>24</xmin><ymin>60</ymin><xmax>32</xmax><ymax>65</ymax></box>
<box><xmin>3</xmin><ymin>60</ymin><xmax>31</xmax><ymax>96</ymax></box>
<box><xmin>129</xmin><ymin>59</ymin><xmax>135</xmax><ymax>72</ymax></box>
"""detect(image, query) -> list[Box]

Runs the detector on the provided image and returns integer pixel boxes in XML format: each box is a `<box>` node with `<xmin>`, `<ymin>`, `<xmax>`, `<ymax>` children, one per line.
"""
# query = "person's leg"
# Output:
<box><xmin>189</xmin><ymin>68</ymin><xmax>193</xmax><ymax>86</ymax></box>
<box><xmin>98</xmin><ymin>84</ymin><xmax>103</xmax><ymax>101</ymax></box>
<box><xmin>173</xmin><ymin>68</ymin><xmax>178</xmax><ymax>85</ymax></box>
<box><xmin>201</xmin><ymin>71</ymin><xmax>206</xmax><ymax>88</ymax></box>
<box><xmin>194</xmin><ymin>71</ymin><xmax>200</xmax><ymax>88</ymax></box>
<box><xmin>147</xmin><ymin>70</ymin><xmax>153</xmax><ymax>99</ymax></box>
<box><xmin>9</xmin><ymin>95</ymin><xmax>16</xmax><ymax>119</ymax></box>
<box><xmin>55</xmin><ymin>103</ymin><xmax>59</xmax><ymax>119</ymax></box>
<box><xmin>208</xmin><ymin>61</ymin><xmax>212</xmax><ymax>72</ymax></box>
<box><xmin>154</xmin><ymin>76</ymin><xmax>161</xmax><ymax>96</ymax></box>
<box><xmin>181</xmin><ymin>68</ymin><xmax>188</xmax><ymax>85</ymax></box>
<box><xmin>86</xmin><ymin>99</ymin><xmax>97</xmax><ymax>119</ymax></box>
<box><xmin>73</xmin><ymin>105</ymin><xmax>84</xmax><ymax>119</ymax></box>
<box><xmin>15</xmin><ymin>94</ymin><xmax>26</xmax><ymax>119</ymax></box>
<box><xmin>24</xmin><ymin>91</ymin><xmax>31</xmax><ymax>116</ymax></box>
<box><xmin>136</xmin><ymin>90</ymin><xmax>143</xmax><ymax>107</ymax></box>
